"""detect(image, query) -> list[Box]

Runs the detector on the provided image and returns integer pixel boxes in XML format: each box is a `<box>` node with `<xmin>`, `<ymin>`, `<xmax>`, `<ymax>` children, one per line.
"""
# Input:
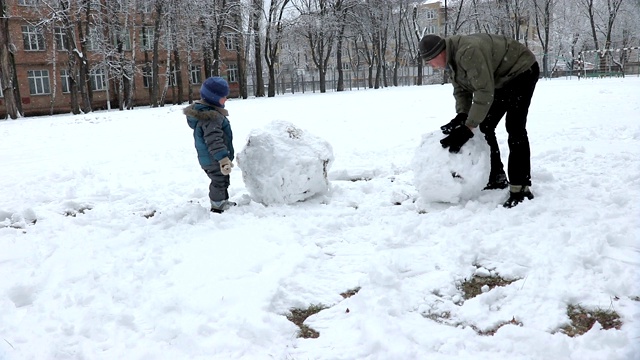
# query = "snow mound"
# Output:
<box><xmin>412</xmin><ymin>129</ymin><xmax>490</xmax><ymax>204</ymax></box>
<box><xmin>237</xmin><ymin>120</ymin><xmax>334</xmax><ymax>205</ymax></box>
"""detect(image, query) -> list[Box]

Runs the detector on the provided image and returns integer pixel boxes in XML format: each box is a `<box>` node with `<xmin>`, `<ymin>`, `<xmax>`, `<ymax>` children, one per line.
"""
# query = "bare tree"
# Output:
<box><xmin>334</xmin><ymin>0</ymin><xmax>359</xmax><ymax>91</ymax></box>
<box><xmin>576</xmin><ymin>0</ymin><xmax>626</xmax><ymax>73</ymax></box>
<box><xmin>264</xmin><ymin>0</ymin><xmax>291</xmax><ymax>97</ymax></box>
<box><xmin>533</xmin><ymin>0</ymin><xmax>555</xmax><ymax>77</ymax></box>
<box><xmin>0</xmin><ymin>0</ymin><xmax>22</xmax><ymax>119</ymax></box>
<box><xmin>411</xmin><ymin>4</ymin><xmax>425</xmax><ymax>85</ymax></box>
<box><xmin>251</xmin><ymin>0</ymin><xmax>265</xmax><ymax>96</ymax></box>
<box><xmin>295</xmin><ymin>0</ymin><xmax>338</xmax><ymax>93</ymax></box>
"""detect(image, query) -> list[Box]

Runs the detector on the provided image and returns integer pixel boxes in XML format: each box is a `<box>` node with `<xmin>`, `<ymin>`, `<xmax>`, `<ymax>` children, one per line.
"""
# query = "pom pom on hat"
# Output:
<box><xmin>200</xmin><ymin>76</ymin><xmax>230</xmax><ymax>107</ymax></box>
<box><xmin>419</xmin><ymin>34</ymin><xmax>445</xmax><ymax>61</ymax></box>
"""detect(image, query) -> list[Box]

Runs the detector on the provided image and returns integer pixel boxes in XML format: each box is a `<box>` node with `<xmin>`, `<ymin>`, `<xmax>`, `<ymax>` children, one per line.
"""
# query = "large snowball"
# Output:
<box><xmin>412</xmin><ymin>129</ymin><xmax>491</xmax><ymax>204</ymax></box>
<box><xmin>237</xmin><ymin>120</ymin><xmax>334</xmax><ymax>205</ymax></box>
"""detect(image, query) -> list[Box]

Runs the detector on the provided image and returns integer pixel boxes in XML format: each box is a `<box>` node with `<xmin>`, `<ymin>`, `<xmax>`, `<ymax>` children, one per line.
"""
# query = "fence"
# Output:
<box><xmin>246</xmin><ymin>66</ymin><xmax>443</xmax><ymax>96</ymax></box>
<box><xmin>577</xmin><ymin>47</ymin><xmax>640</xmax><ymax>78</ymax></box>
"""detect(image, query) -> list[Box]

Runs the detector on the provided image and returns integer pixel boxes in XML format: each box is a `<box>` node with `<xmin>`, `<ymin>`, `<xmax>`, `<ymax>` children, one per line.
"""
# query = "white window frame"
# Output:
<box><xmin>190</xmin><ymin>65</ymin><xmax>201</xmax><ymax>84</ymax></box>
<box><xmin>54</xmin><ymin>27</ymin><xmax>69</xmax><ymax>51</ymax></box>
<box><xmin>90</xmin><ymin>68</ymin><xmax>107</xmax><ymax>91</ymax></box>
<box><xmin>224</xmin><ymin>34</ymin><xmax>236</xmax><ymax>51</ymax></box>
<box><xmin>137</xmin><ymin>0</ymin><xmax>152</xmax><ymax>13</ymax></box>
<box><xmin>142</xmin><ymin>67</ymin><xmax>152</xmax><ymax>88</ymax></box>
<box><xmin>426</xmin><ymin>9</ymin><xmax>437</xmax><ymax>20</ymax></box>
<box><xmin>113</xmin><ymin>30</ymin><xmax>132</xmax><ymax>51</ymax></box>
<box><xmin>27</xmin><ymin>70</ymin><xmax>51</xmax><ymax>95</ymax></box>
<box><xmin>87</xmin><ymin>26</ymin><xmax>103</xmax><ymax>51</ymax></box>
<box><xmin>140</xmin><ymin>27</ymin><xmax>154</xmax><ymax>51</ymax></box>
<box><xmin>22</xmin><ymin>25</ymin><xmax>45</xmax><ymax>51</ymax></box>
<box><xmin>226</xmin><ymin>63</ymin><xmax>238</xmax><ymax>83</ymax></box>
<box><xmin>60</xmin><ymin>69</ymin><xmax>71</xmax><ymax>93</ymax></box>
<box><xmin>18</xmin><ymin>0</ymin><xmax>38</xmax><ymax>6</ymax></box>
<box><xmin>168</xmin><ymin>66</ymin><xmax>178</xmax><ymax>86</ymax></box>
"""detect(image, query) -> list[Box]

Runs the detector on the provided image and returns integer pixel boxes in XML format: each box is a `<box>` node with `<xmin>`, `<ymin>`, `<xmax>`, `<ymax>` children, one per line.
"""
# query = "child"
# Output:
<box><xmin>184</xmin><ymin>76</ymin><xmax>236</xmax><ymax>213</ymax></box>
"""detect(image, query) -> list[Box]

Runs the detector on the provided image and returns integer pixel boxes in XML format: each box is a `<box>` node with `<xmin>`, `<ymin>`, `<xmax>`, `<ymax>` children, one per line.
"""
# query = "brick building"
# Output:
<box><xmin>0</xmin><ymin>0</ymin><xmax>241</xmax><ymax>117</ymax></box>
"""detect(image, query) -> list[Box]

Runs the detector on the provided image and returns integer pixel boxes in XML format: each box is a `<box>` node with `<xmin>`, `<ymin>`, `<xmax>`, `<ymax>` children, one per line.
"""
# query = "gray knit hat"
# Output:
<box><xmin>419</xmin><ymin>34</ymin><xmax>445</xmax><ymax>61</ymax></box>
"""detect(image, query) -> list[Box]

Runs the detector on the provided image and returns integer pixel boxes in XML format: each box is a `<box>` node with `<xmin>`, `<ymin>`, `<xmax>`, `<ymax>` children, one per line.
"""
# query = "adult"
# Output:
<box><xmin>419</xmin><ymin>33</ymin><xmax>539</xmax><ymax>208</ymax></box>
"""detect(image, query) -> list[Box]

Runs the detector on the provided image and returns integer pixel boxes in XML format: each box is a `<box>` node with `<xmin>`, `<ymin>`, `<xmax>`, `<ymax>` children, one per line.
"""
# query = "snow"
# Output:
<box><xmin>1</xmin><ymin>76</ymin><xmax>639</xmax><ymax>360</ymax></box>
<box><xmin>413</xmin><ymin>128</ymin><xmax>490</xmax><ymax>204</ymax></box>
<box><xmin>237</xmin><ymin>120</ymin><xmax>334</xmax><ymax>205</ymax></box>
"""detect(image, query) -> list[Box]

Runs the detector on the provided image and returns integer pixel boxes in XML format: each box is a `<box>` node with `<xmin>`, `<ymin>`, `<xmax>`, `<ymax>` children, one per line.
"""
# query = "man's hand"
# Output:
<box><xmin>219</xmin><ymin>157</ymin><xmax>233</xmax><ymax>175</ymax></box>
<box><xmin>440</xmin><ymin>126</ymin><xmax>474</xmax><ymax>153</ymax></box>
<box><xmin>441</xmin><ymin>113</ymin><xmax>467</xmax><ymax>134</ymax></box>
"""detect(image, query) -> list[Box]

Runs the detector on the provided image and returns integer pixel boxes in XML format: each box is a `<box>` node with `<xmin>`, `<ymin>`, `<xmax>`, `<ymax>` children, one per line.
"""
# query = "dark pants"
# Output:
<box><xmin>480</xmin><ymin>62</ymin><xmax>539</xmax><ymax>187</ymax></box>
<box><xmin>203</xmin><ymin>164</ymin><xmax>230</xmax><ymax>202</ymax></box>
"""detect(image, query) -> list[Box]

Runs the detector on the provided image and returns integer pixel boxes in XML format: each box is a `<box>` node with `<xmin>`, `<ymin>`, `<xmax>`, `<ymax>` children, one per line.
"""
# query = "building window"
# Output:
<box><xmin>226</xmin><ymin>63</ymin><xmax>238</xmax><ymax>83</ymax></box>
<box><xmin>90</xmin><ymin>68</ymin><xmax>106</xmax><ymax>91</ymax></box>
<box><xmin>168</xmin><ymin>66</ymin><xmax>178</xmax><ymax>86</ymax></box>
<box><xmin>425</xmin><ymin>25</ymin><xmax>437</xmax><ymax>34</ymax></box>
<box><xmin>140</xmin><ymin>27</ymin><xmax>154</xmax><ymax>51</ymax></box>
<box><xmin>190</xmin><ymin>65</ymin><xmax>201</xmax><ymax>84</ymax></box>
<box><xmin>90</xmin><ymin>0</ymin><xmax>101</xmax><ymax>8</ymax></box>
<box><xmin>137</xmin><ymin>0</ymin><xmax>152</xmax><ymax>13</ymax></box>
<box><xmin>87</xmin><ymin>26</ymin><xmax>103</xmax><ymax>51</ymax></box>
<box><xmin>224</xmin><ymin>34</ymin><xmax>236</xmax><ymax>51</ymax></box>
<box><xmin>22</xmin><ymin>25</ymin><xmax>45</xmax><ymax>51</ymax></box>
<box><xmin>142</xmin><ymin>67</ymin><xmax>152</xmax><ymax>88</ymax></box>
<box><xmin>518</xmin><ymin>29</ymin><xmax>527</xmax><ymax>42</ymax></box>
<box><xmin>54</xmin><ymin>27</ymin><xmax>69</xmax><ymax>51</ymax></box>
<box><xmin>18</xmin><ymin>0</ymin><xmax>38</xmax><ymax>5</ymax></box>
<box><xmin>27</xmin><ymin>70</ymin><xmax>51</xmax><ymax>95</ymax></box>
<box><xmin>426</xmin><ymin>9</ymin><xmax>437</xmax><ymax>20</ymax></box>
<box><xmin>60</xmin><ymin>70</ymin><xmax>71</xmax><ymax>93</ymax></box>
<box><xmin>112</xmin><ymin>30</ymin><xmax>132</xmax><ymax>51</ymax></box>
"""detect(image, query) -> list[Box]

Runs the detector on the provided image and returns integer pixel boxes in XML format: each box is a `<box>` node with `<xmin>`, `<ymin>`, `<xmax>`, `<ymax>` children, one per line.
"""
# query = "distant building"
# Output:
<box><xmin>0</xmin><ymin>0</ymin><xmax>241</xmax><ymax>117</ymax></box>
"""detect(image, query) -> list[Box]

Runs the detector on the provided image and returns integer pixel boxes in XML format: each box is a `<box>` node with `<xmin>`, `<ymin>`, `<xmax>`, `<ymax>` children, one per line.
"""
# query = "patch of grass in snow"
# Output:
<box><xmin>630</xmin><ymin>296</ymin><xmax>640</xmax><ymax>302</ymax></box>
<box><xmin>340</xmin><ymin>287</ymin><xmax>361</xmax><ymax>299</ymax></box>
<box><xmin>470</xmin><ymin>317</ymin><xmax>523</xmax><ymax>336</ymax></box>
<box><xmin>559</xmin><ymin>304</ymin><xmax>622</xmax><ymax>337</ymax></box>
<box><xmin>423</xmin><ymin>311</ymin><xmax>522</xmax><ymax>336</ymax></box>
<box><xmin>459</xmin><ymin>274</ymin><xmax>517</xmax><ymax>300</ymax></box>
<box><xmin>285</xmin><ymin>304</ymin><xmax>328</xmax><ymax>339</ymax></box>
<box><xmin>423</xmin><ymin>310</ymin><xmax>452</xmax><ymax>323</ymax></box>
<box><xmin>63</xmin><ymin>205</ymin><xmax>93</xmax><ymax>217</ymax></box>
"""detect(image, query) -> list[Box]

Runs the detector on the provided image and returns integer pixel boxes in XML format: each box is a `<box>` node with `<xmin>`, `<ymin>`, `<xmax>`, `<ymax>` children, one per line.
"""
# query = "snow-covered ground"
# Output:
<box><xmin>1</xmin><ymin>76</ymin><xmax>639</xmax><ymax>360</ymax></box>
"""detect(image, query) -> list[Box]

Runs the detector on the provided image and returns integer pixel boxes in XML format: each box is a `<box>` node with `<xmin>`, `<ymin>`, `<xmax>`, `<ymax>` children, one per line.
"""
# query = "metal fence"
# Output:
<box><xmin>245</xmin><ymin>60</ymin><xmax>640</xmax><ymax>97</ymax></box>
<box><xmin>246</xmin><ymin>67</ymin><xmax>443</xmax><ymax>96</ymax></box>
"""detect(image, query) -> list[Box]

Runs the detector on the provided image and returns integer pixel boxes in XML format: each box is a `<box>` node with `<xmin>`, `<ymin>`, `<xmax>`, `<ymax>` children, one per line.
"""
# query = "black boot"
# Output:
<box><xmin>484</xmin><ymin>172</ymin><xmax>509</xmax><ymax>190</ymax></box>
<box><xmin>503</xmin><ymin>186</ymin><xmax>534</xmax><ymax>208</ymax></box>
<box><xmin>210</xmin><ymin>200</ymin><xmax>237</xmax><ymax>213</ymax></box>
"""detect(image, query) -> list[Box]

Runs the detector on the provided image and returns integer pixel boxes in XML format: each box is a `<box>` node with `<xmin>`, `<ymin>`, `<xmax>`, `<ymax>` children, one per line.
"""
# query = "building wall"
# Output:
<box><xmin>0</xmin><ymin>0</ymin><xmax>241</xmax><ymax>118</ymax></box>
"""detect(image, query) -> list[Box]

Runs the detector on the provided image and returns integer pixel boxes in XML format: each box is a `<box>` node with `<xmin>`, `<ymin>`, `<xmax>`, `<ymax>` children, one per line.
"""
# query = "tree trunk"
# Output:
<box><xmin>0</xmin><ymin>0</ymin><xmax>22</xmax><ymax>119</ymax></box>
<box><xmin>252</xmin><ymin>0</ymin><xmax>265</xmax><ymax>97</ymax></box>
<box><xmin>173</xmin><ymin>49</ymin><xmax>183</xmax><ymax>104</ymax></box>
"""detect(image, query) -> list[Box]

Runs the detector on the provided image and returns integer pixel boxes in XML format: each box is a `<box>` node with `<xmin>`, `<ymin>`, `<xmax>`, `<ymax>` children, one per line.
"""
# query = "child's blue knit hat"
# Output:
<box><xmin>200</xmin><ymin>76</ymin><xmax>229</xmax><ymax>107</ymax></box>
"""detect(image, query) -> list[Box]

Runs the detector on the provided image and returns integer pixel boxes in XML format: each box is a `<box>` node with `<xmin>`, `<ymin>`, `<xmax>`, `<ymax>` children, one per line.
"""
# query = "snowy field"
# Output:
<box><xmin>1</xmin><ymin>76</ymin><xmax>639</xmax><ymax>360</ymax></box>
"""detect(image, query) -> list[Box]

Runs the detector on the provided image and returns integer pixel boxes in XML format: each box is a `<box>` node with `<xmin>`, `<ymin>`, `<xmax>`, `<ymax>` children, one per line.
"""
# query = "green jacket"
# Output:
<box><xmin>444</xmin><ymin>34</ymin><xmax>537</xmax><ymax>127</ymax></box>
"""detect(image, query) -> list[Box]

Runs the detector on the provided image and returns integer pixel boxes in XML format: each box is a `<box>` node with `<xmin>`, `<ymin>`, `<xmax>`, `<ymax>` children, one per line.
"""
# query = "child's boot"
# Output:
<box><xmin>210</xmin><ymin>200</ymin><xmax>237</xmax><ymax>213</ymax></box>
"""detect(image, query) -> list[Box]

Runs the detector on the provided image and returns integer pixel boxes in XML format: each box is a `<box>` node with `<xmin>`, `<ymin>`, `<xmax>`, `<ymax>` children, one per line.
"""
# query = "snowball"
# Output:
<box><xmin>237</xmin><ymin>120</ymin><xmax>334</xmax><ymax>205</ymax></box>
<box><xmin>474</xmin><ymin>267</ymin><xmax>492</xmax><ymax>277</ymax></box>
<box><xmin>412</xmin><ymin>129</ymin><xmax>491</xmax><ymax>204</ymax></box>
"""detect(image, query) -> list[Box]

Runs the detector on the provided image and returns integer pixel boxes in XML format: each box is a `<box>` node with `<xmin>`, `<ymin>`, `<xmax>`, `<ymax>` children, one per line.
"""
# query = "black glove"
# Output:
<box><xmin>440</xmin><ymin>125</ymin><xmax>474</xmax><ymax>153</ymax></box>
<box><xmin>441</xmin><ymin>113</ymin><xmax>467</xmax><ymax>134</ymax></box>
